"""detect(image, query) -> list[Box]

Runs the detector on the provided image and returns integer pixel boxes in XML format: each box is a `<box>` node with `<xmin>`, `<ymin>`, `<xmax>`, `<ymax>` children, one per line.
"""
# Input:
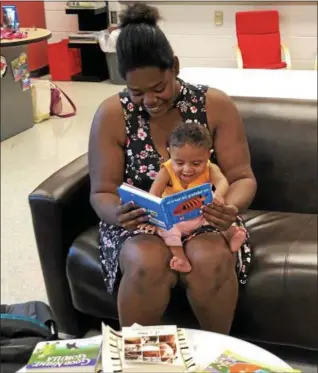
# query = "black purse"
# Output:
<box><xmin>0</xmin><ymin>301</ymin><xmax>58</xmax><ymax>364</ymax></box>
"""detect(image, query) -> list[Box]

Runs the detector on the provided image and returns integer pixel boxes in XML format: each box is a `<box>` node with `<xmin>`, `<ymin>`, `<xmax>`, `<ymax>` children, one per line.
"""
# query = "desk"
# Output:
<box><xmin>179</xmin><ymin>67</ymin><xmax>317</xmax><ymax>101</ymax></box>
<box><xmin>0</xmin><ymin>28</ymin><xmax>51</xmax><ymax>141</ymax></box>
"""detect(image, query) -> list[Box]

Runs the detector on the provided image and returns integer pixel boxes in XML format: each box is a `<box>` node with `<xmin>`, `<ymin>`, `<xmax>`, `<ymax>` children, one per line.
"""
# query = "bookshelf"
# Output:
<box><xmin>65</xmin><ymin>3</ymin><xmax>110</xmax><ymax>82</ymax></box>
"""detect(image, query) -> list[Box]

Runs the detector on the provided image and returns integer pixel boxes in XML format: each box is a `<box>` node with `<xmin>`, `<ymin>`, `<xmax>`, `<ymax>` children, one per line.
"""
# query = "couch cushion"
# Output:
<box><xmin>66</xmin><ymin>210</ymin><xmax>317</xmax><ymax>350</ymax></box>
<box><xmin>233</xmin><ymin>210</ymin><xmax>317</xmax><ymax>350</ymax></box>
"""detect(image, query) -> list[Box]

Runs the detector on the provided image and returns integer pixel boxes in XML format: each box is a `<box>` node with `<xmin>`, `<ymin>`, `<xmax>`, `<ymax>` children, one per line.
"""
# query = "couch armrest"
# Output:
<box><xmin>28</xmin><ymin>153</ymin><xmax>98</xmax><ymax>336</ymax></box>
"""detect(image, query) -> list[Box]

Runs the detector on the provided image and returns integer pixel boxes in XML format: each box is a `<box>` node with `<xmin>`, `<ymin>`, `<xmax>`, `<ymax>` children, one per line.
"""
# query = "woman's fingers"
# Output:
<box><xmin>203</xmin><ymin>212</ymin><xmax>229</xmax><ymax>230</ymax></box>
<box><xmin>119</xmin><ymin>208</ymin><xmax>149</xmax><ymax>224</ymax></box>
<box><xmin>202</xmin><ymin>203</ymin><xmax>238</xmax><ymax>230</ymax></box>
<box><xmin>211</xmin><ymin>202</ymin><xmax>238</xmax><ymax>216</ymax></box>
<box><xmin>122</xmin><ymin>215</ymin><xmax>150</xmax><ymax>231</ymax></box>
<box><xmin>117</xmin><ymin>202</ymin><xmax>150</xmax><ymax>230</ymax></box>
<box><xmin>203</xmin><ymin>206</ymin><xmax>235</xmax><ymax>223</ymax></box>
<box><xmin>117</xmin><ymin>201</ymin><xmax>135</xmax><ymax>215</ymax></box>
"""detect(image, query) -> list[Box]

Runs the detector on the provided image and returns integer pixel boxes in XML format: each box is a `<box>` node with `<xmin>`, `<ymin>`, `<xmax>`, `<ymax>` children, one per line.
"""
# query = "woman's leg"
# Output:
<box><xmin>180</xmin><ymin>232</ymin><xmax>238</xmax><ymax>334</ymax></box>
<box><xmin>118</xmin><ymin>234</ymin><xmax>178</xmax><ymax>327</ymax></box>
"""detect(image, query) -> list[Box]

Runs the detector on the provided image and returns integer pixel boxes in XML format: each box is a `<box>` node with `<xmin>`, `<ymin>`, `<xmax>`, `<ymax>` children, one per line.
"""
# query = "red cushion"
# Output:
<box><xmin>235</xmin><ymin>10</ymin><xmax>284</xmax><ymax>69</ymax></box>
<box><xmin>236</xmin><ymin>10</ymin><xmax>279</xmax><ymax>35</ymax></box>
<box><xmin>238</xmin><ymin>33</ymin><xmax>283</xmax><ymax>69</ymax></box>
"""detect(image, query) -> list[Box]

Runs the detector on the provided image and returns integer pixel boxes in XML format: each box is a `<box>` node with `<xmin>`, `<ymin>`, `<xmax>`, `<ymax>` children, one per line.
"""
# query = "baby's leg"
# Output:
<box><xmin>158</xmin><ymin>225</ymin><xmax>191</xmax><ymax>273</ymax></box>
<box><xmin>222</xmin><ymin>225</ymin><xmax>247</xmax><ymax>253</ymax></box>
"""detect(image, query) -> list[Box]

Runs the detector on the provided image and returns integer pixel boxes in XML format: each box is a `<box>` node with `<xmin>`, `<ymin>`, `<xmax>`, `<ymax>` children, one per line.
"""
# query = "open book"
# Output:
<box><xmin>101</xmin><ymin>323</ymin><xmax>196</xmax><ymax>373</ymax></box>
<box><xmin>118</xmin><ymin>183</ymin><xmax>213</xmax><ymax>230</ymax></box>
<box><xmin>121</xmin><ymin>324</ymin><xmax>196</xmax><ymax>373</ymax></box>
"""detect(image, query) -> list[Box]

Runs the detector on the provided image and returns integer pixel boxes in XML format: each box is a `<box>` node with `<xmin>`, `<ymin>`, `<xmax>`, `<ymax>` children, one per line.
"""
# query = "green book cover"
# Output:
<box><xmin>203</xmin><ymin>350</ymin><xmax>301</xmax><ymax>373</ymax></box>
<box><xmin>26</xmin><ymin>336</ymin><xmax>101</xmax><ymax>370</ymax></box>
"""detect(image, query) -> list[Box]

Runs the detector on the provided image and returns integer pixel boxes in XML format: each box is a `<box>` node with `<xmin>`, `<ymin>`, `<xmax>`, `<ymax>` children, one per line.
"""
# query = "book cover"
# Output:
<box><xmin>117</xmin><ymin>183</ymin><xmax>213</xmax><ymax>230</ymax></box>
<box><xmin>26</xmin><ymin>337</ymin><xmax>101</xmax><ymax>370</ymax></box>
<box><xmin>203</xmin><ymin>350</ymin><xmax>301</xmax><ymax>373</ymax></box>
<box><xmin>162</xmin><ymin>183</ymin><xmax>213</xmax><ymax>227</ymax></box>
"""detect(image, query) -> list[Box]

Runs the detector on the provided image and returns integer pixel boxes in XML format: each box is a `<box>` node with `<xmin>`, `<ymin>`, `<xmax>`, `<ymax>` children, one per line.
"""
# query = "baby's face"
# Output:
<box><xmin>170</xmin><ymin>144</ymin><xmax>210</xmax><ymax>185</ymax></box>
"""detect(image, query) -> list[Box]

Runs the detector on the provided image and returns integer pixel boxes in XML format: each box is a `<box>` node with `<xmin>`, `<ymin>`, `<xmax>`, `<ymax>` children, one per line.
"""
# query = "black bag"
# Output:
<box><xmin>0</xmin><ymin>301</ymin><xmax>58</xmax><ymax>364</ymax></box>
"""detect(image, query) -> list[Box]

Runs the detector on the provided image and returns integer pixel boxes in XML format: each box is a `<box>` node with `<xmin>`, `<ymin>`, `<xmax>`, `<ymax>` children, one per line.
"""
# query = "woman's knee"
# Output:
<box><xmin>119</xmin><ymin>235</ymin><xmax>177</xmax><ymax>287</ymax></box>
<box><xmin>184</xmin><ymin>233</ymin><xmax>236</xmax><ymax>281</ymax></box>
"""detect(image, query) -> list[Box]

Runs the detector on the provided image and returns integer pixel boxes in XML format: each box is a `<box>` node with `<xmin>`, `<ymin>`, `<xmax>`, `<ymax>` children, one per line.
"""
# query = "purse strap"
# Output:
<box><xmin>50</xmin><ymin>82</ymin><xmax>77</xmax><ymax>118</ymax></box>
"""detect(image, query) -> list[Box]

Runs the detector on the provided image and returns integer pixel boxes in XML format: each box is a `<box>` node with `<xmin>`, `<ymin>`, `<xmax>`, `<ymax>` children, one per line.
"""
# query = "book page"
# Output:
<box><xmin>122</xmin><ymin>325</ymin><xmax>183</xmax><ymax>366</ymax></box>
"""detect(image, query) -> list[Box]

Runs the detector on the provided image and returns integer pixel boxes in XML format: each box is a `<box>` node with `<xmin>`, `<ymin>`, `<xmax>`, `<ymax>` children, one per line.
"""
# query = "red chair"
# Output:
<box><xmin>235</xmin><ymin>10</ymin><xmax>291</xmax><ymax>69</ymax></box>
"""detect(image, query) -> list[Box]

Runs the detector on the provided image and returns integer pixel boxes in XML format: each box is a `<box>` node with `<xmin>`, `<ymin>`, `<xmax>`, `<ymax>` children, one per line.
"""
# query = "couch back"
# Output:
<box><xmin>234</xmin><ymin>97</ymin><xmax>317</xmax><ymax>214</ymax></box>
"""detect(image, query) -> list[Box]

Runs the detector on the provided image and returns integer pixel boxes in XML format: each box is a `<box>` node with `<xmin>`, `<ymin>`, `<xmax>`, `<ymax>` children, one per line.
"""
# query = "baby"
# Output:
<box><xmin>139</xmin><ymin>121</ymin><xmax>246</xmax><ymax>273</ymax></box>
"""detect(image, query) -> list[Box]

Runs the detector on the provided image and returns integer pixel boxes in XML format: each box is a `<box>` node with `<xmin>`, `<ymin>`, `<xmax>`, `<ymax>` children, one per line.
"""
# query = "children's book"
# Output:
<box><xmin>121</xmin><ymin>324</ymin><xmax>196</xmax><ymax>373</ymax></box>
<box><xmin>203</xmin><ymin>349</ymin><xmax>301</xmax><ymax>373</ymax></box>
<box><xmin>101</xmin><ymin>324</ymin><xmax>123</xmax><ymax>373</ymax></box>
<box><xmin>117</xmin><ymin>182</ymin><xmax>213</xmax><ymax>230</ymax></box>
<box><xmin>23</xmin><ymin>336</ymin><xmax>102</xmax><ymax>372</ymax></box>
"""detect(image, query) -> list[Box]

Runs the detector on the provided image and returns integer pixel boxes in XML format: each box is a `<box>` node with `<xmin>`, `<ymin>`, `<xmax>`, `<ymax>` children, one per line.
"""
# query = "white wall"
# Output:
<box><xmin>159</xmin><ymin>2</ymin><xmax>317</xmax><ymax>70</ymax></box>
<box><xmin>44</xmin><ymin>1</ymin><xmax>317</xmax><ymax>70</ymax></box>
<box><xmin>44</xmin><ymin>1</ymin><xmax>78</xmax><ymax>43</ymax></box>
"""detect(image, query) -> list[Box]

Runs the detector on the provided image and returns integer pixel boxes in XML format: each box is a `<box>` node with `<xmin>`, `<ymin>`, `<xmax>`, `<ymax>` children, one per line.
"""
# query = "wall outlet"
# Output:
<box><xmin>214</xmin><ymin>11</ymin><xmax>223</xmax><ymax>26</ymax></box>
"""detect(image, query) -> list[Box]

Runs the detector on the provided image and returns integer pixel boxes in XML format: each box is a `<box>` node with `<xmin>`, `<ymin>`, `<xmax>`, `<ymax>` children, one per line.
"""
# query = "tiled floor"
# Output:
<box><xmin>1</xmin><ymin>80</ymin><xmax>124</xmax><ymax>305</ymax></box>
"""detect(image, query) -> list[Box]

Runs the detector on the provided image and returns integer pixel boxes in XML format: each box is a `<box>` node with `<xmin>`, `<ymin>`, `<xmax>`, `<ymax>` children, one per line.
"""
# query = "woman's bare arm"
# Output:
<box><xmin>209</xmin><ymin>163</ymin><xmax>229</xmax><ymax>198</ymax></box>
<box><xmin>88</xmin><ymin>95</ymin><xmax>127</xmax><ymax>225</ymax></box>
<box><xmin>206</xmin><ymin>89</ymin><xmax>257</xmax><ymax>212</ymax></box>
<box><xmin>149</xmin><ymin>167</ymin><xmax>171</xmax><ymax>197</ymax></box>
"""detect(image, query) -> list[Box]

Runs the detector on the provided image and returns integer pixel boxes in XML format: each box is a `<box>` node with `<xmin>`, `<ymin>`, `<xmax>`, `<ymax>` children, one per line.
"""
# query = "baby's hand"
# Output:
<box><xmin>213</xmin><ymin>194</ymin><xmax>225</xmax><ymax>206</ymax></box>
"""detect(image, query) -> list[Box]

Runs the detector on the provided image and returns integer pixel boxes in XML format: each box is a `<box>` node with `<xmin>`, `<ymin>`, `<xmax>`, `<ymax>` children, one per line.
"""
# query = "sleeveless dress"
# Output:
<box><xmin>99</xmin><ymin>78</ymin><xmax>252</xmax><ymax>294</ymax></box>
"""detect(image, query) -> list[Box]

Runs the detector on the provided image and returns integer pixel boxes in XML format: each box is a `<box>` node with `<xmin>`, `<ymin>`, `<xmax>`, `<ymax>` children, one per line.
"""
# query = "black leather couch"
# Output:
<box><xmin>29</xmin><ymin>97</ymin><xmax>317</xmax><ymax>372</ymax></box>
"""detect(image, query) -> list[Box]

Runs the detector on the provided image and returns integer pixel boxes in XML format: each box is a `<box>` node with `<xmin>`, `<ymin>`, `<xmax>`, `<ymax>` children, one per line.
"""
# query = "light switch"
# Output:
<box><xmin>214</xmin><ymin>11</ymin><xmax>223</xmax><ymax>26</ymax></box>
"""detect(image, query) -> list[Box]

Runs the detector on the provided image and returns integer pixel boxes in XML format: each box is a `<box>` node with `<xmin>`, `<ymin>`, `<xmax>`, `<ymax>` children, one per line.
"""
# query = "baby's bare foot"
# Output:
<box><xmin>230</xmin><ymin>228</ymin><xmax>246</xmax><ymax>252</ymax></box>
<box><xmin>170</xmin><ymin>256</ymin><xmax>192</xmax><ymax>273</ymax></box>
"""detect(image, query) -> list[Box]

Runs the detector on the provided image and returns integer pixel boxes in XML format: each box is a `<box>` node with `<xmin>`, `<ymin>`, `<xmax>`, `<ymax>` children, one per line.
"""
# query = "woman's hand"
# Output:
<box><xmin>201</xmin><ymin>198</ymin><xmax>238</xmax><ymax>231</ymax></box>
<box><xmin>116</xmin><ymin>201</ymin><xmax>149</xmax><ymax>231</ymax></box>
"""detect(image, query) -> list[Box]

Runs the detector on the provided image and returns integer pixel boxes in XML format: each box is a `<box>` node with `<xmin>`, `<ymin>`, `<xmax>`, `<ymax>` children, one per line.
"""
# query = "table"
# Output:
<box><xmin>0</xmin><ymin>28</ymin><xmax>51</xmax><ymax>141</ymax></box>
<box><xmin>187</xmin><ymin>329</ymin><xmax>292</xmax><ymax>371</ymax></box>
<box><xmin>17</xmin><ymin>328</ymin><xmax>293</xmax><ymax>372</ymax></box>
<box><xmin>179</xmin><ymin>67</ymin><xmax>317</xmax><ymax>101</ymax></box>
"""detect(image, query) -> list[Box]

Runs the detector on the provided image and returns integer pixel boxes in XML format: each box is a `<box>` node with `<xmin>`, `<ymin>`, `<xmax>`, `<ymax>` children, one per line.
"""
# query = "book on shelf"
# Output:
<box><xmin>203</xmin><ymin>349</ymin><xmax>301</xmax><ymax>373</ymax></box>
<box><xmin>20</xmin><ymin>335</ymin><xmax>102</xmax><ymax>372</ymax></box>
<box><xmin>117</xmin><ymin>182</ymin><xmax>213</xmax><ymax>230</ymax></box>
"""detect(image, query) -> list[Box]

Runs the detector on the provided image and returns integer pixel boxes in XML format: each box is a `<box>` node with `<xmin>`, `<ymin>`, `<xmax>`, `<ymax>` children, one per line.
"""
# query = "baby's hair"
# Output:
<box><xmin>168</xmin><ymin>121</ymin><xmax>212</xmax><ymax>150</ymax></box>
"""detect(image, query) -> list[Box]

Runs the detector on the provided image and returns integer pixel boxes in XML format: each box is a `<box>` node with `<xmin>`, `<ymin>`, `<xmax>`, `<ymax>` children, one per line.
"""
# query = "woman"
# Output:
<box><xmin>89</xmin><ymin>3</ymin><xmax>257</xmax><ymax>334</ymax></box>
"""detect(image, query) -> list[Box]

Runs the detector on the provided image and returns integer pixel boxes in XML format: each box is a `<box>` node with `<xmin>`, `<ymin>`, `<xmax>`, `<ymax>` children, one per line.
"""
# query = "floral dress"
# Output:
<box><xmin>99</xmin><ymin>78</ymin><xmax>252</xmax><ymax>294</ymax></box>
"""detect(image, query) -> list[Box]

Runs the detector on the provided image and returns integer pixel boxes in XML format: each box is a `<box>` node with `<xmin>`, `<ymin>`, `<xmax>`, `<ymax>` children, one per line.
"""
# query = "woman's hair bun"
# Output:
<box><xmin>119</xmin><ymin>2</ymin><xmax>160</xmax><ymax>28</ymax></box>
